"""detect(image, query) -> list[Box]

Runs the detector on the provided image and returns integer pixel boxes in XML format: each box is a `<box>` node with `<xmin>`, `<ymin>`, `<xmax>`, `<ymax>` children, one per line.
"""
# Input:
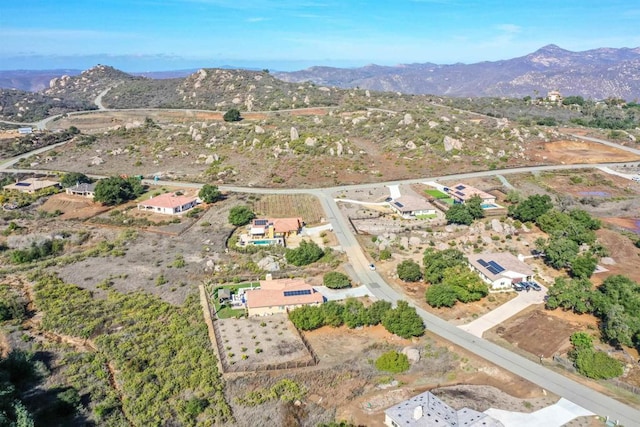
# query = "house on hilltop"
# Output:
<box><xmin>384</xmin><ymin>391</ymin><xmax>503</xmax><ymax>427</ymax></box>
<box><xmin>245</xmin><ymin>276</ymin><xmax>324</xmax><ymax>316</ymax></box>
<box><xmin>3</xmin><ymin>178</ymin><xmax>60</xmax><ymax>194</ymax></box>
<box><xmin>467</xmin><ymin>252</ymin><xmax>534</xmax><ymax>290</ymax></box>
<box><xmin>137</xmin><ymin>192</ymin><xmax>198</xmax><ymax>215</ymax></box>
<box><xmin>65</xmin><ymin>182</ymin><xmax>96</xmax><ymax>198</ymax></box>
<box><xmin>446</xmin><ymin>183</ymin><xmax>496</xmax><ymax>205</ymax></box>
<box><xmin>241</xmin><ymin>217</ymin><xmax>303</xmax><ymax>246</ymax></box>
<box><xmin>389</xmin><ymin>195</ymin><xmax>437</xmax><ymax>219</ymax></box>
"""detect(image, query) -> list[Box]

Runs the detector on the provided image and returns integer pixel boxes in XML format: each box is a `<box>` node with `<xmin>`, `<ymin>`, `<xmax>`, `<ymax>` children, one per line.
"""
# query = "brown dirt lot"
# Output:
<box><xmin>531</xmin><ymin>140</ymin><xmax>640</xmax><ymax>164</ymax></box>
<box><xmin>593</xmin><ymin>228</ymin><xmax>640</xmax><ymax>284</ymax></box>
<box><xmin>487</xmin><ymin>305</ymin><xmax>598</xmax><ymax>358</ymax></box>
<box><xmin>252</xmin><ymin>194</ymin><xmax>326</xmax><ymax>225</ymax></box>
<box><xmin>39</xmin><ymin>193</ymin><xmax>109</xmax><ymax>219</ymax></box>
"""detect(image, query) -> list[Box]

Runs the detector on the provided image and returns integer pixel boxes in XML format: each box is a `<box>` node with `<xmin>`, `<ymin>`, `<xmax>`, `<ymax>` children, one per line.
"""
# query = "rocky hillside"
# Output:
<box><xmin>0</xmin><ymin>89</ymin><xmax>96</xmax><ymax>122</ymax></box>
<box><xmin>102</xmin><ymin>68</ymin><xmax>345</xmax><ymax>111</ymax></box>
<box><xmin>275</xmin><ymin>45</ymin><xmax>640</xmax><ymax>100</ymax></box>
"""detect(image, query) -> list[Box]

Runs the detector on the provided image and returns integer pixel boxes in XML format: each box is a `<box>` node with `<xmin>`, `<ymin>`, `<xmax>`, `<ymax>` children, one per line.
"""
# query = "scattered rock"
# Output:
<box><xmin>254</xmin><ymin>125</ymin><xmax>265</xmax><ymax>134</ymax></box>
<box><xmin>402</xmin><ymin>347</ymin><xmax>421</xmax><ymax>363</ymax></box>
<box><xmin>443</xmin><ymin>136</ymin><xmax>463</xmax><ymax>152</ymax></box>
<box><xmin>600</xmin><ymin>257</ymin><xmax>616</xmax><ymax>265</ymax></box>
<box><xmin>491</xmin><ymin>219</ymin><xmax>504</xmax><ymax>233</ymax></box>
<box><xmin>290</xmin><ymin>127</ymin><xmax>299</xmax><ymax>141</ymax></box>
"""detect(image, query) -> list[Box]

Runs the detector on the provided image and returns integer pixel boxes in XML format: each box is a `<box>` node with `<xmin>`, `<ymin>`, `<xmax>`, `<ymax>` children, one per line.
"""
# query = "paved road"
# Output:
<box><xmin>3</xmin><ymin>111</ymin><xmax>640</xmax><ymax>423</ymax></box>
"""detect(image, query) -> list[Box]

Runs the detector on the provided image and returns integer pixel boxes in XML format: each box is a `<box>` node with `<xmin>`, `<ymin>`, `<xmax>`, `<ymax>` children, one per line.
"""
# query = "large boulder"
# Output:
<box><xmin>402</xmin><ymin>346</ymin><xmax>420</xmax><ymax>363</ymax></box>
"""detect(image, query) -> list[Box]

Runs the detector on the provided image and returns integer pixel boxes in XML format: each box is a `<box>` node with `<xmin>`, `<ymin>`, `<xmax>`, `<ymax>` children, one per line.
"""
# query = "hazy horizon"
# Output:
<box><xmin>2</xmin><ymin>0</ymin><xmax>639</xmax><ymax>72</ymax></box>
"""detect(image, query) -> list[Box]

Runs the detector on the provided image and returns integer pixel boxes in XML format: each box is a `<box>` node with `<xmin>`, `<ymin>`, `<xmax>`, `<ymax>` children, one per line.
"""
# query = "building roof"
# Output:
<box><xmin>138</xmin><ymin>192</ymin><xmax>197</xmax><ymax>209</ymax></box>
<box><xmin>3</xmin><ymin>178</ymin><xmax>59</xmax><ymax>192</ymax></box>
<box><xmin>246</xmin><ymin>278</ymin><xmax>323</xmax><ymax>309</ymax></box>
<box><xmin>251</xmin><ymin>217</ymin><xmax>302</xmax><ymax>234</ymax></box>
<box><xmin>385</xmin><ymin>391</ymin><xmax>502</xmax><ymax>427</ymax></box>
<box><xmin>390</xmin><ymin>195</ymin><xmax>436</xmax><ymax>213</ymax></box>
<box><xmin>67</xmin><ymin>182</ymin><xmax>96</xmax><ymax>192</ymax></box>
<box><xmin>218</xmin><ymin>288</ymin><xmax>231</xmax><ymax>299</ymax></box>
<box><xmin>468</xmin><ymin>253</ymin><xmax>534</xmax><ymax>282</ymax></box>
<box><xmin>448</xmin><ymin>183</ymin><xmax>494</xmax><ymax>202</ymax></box>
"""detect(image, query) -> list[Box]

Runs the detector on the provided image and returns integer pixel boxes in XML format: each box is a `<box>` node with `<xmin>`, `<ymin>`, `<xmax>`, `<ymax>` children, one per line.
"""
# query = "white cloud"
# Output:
<box><xmin>496</xmin><ymin>24</ymin><xmax>521</xmax><ymax>34</ymax></box>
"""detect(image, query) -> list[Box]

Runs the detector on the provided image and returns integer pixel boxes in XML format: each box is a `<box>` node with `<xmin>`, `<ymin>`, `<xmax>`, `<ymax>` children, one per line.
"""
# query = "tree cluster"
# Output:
<box><xmin>60</xmin><ymin>172</ymin><xmax>92</xmax><ymax>188</ymax></box>
<box><xmin>9</xmin><ymin>239</ymin><xmax>64</xmax><ymax>264</ymax></box>
<box><xmin>508</xmin><ymin>194</ymin><xmax>553</xmax><ymax>223</ymax></box>
<box><xmin>568</xmin><ymin>332</ymin><xmax>623</xmax><ymax>379</ymax></box>
<box><xmin>445</xmin><ymin>195</ymin><xmax>484</xmax><ymax>225</ymax></box>
<box><xmin>425</xmin><ymin>265</ymin><xmax>488</xmax><ymax>308</ymax></box>
<box><xmin>223</xmin><ymin>108</ymin><xmax>241</xmax><ymax>122</ymax></box>
<box><xmin>546</xmin><ymin>275</ymin><xmax>640</xmax><ymax>352</ymax></box>
<box><xmin>285</xmin><ymin>240</ymin><xmax>324</xmax><ymax>266</ymax></box>
<box><xmin>94</xmin><ymin>176</ymin><xmax>144</xmax><ymax>206</ymax></box>
<box><xmin>289</xmin><ymin>299</ymin><xmax>424</xmax><ymax>338</ymax></box>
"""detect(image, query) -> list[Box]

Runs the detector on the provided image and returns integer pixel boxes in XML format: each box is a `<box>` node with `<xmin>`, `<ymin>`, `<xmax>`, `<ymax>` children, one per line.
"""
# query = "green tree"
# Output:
<box><xmin>198</xmin><ymin>184</ymin><xmax>222</xmax><ymax>203</ymax></box>
<box><xmin>94</xmin><ymin>176</ymin><xmax>144</xmax><ymax>206</ymax></box>
<box><xmin>285</xmin><ymin>240</ymin><xmax>324</xmax><ymax>266</ymax></box>
<box><xmin>228</xmin><ymin>205</ymin><xmax>255</xmax><ymax>226</ymax></box>
<box><xmin>365</xmin><ymin>300</ymin><xmax>392</xmax><ymax>326</ymax></box>
<box><xmin>396</xmin><ymin>260</ymin><xmax>422</xmax><ymax>282</ymax></box>
<box><xmin>445</xmin><ymin>204</ymin><xmax>474</xmax><ymax>225</ymax></box>
<box><xmin>342</xmin><ymin>298</ymin><xmax>368</xmax><ymax>328</ymax></box>
<box><xmin>441</xmin><ymin>265</ymin><xmax>488</xmax><ymax>303</ymax></box>
<box><xmin>289</xmin><ymin>305</ymin><xmax>325</xmax><ymax>331</ymax></box>
<box><xmin>382</xmin><ymin>301</ymin><xmax>425</xmax><ymax>338</ymax></box>
<box><xmin>423</xmin><ymin>249</ymin><xmax>467</xmax><ymax>284</ymax></box>
<box><xmin>425</xmin><ymin>284</ymin><xmax>458</xmax><ymax>308</ymax></box>
<box><xmin>60</xmin><ymin>172</ymin><xmax>92</xmax><ymax>188</ymax></box>
<box><xmin>570</xmin><ymin>254</ymin><xmax>598</xmax><ymax>279</ymax></box>
<box><xmin>508</xmin><ymin>194</ymin><xmax>553</xmax><ymax>223</ymax></box>
<box><xmin>543</xmin><ymin>237</ymin><xmax>579</xmax><ymax>269</ymax></box>
<box><xmin>379</xmin><ymin>248</ymin><xmax>392</xmax><ymax>260</ymax></box>
<box><xmin>323</xmin><ymin>271</ymin><xmax>351</xmax><ymax>289</ymax></box>
<box><xmin>223</xmin><ymin>108</ymin><xmax>241</xmax><ymax>122</ymax></box>
<box><xmin>545</xmin><ymin>277</ymin><xmax>593</xmax><ymax>314</ymax></box>
<box><xmin>466</xmin><ymin>195</ymin><xmax>485</xmax><ymax>220</ymax></box>
<box><xmin>375</xmin><ymin>351</ymin><xmax>410</xmax><ymax>373</ymax></box>
<box><xmin>322</xmin><ymin>301</ymin><xmax>344</xmax><ymax>327</ymax></box>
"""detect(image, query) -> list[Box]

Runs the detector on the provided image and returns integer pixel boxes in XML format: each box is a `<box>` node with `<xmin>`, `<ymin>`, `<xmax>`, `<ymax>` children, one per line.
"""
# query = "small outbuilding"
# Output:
<box><xmin>217</xmin><ymin>288</ymin><xmax>232</xmax><ymax>303</ymax></box>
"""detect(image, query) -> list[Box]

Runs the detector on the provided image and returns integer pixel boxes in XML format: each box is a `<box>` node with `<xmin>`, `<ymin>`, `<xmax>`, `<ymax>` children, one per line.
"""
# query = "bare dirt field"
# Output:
<box><xmin>39</xmin><ymin>192</ymin><xmax>109</xmax><ymax>219</ymax></box>
<box><xmin>216</xmin><ymin>314</ymin><xmax>312</xmax><ymax>371</ymax></box>
<box><xmin>486</xmin><ymin>305</ymin><xmax>597</xmax><ymax>358</ymax></box>
<box><xmin>253</xmin><ymin>194</ymin><xmax>326</xmax><ymax>225</ymax></box>
<box><xmin>54</xmin><ymin>195</ymin><xmax>240</xmax><ymax>305</ymax></box>
<box><xmin>530</xmin><ymin>140</ymin><xmax>640</xmax><ymax>164</ymax></box>
<box><xmin>593</xmin><ymin>228</ymin><xmax>640</xmax><ymax>284</ymax></box>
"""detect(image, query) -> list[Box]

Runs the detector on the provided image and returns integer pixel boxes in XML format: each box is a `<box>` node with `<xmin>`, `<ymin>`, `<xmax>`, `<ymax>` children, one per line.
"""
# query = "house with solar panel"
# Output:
<box><xmin>388</xmin><ymin>195</ymin><xmax>437</xmax><ymax>219</ymax></box>
<box><xmin>245</xmin><ymin>275</ymin><xmax>324</xmax><ymax>316</ymax></box>
<box><xmin>241</xmin><ymin>217</ymin><xmax>303</xmax><ymax>246</ymax></box>
<box><xmin>3</xmin><ymin>178</ymin><xmax>60</xmax><ymax>194</ymax></box>
<box><xmin>446</xmin><ymin>183</ymin><xmax>496</xmax><ymax>206</ymax></box>
<box><xmin>467</xmin><ymin>253</ymin><xmax>534</xmax><ymax>289</ymax></box>
<box><xmin>384</xmin><ymin>390</ymin><xmax>503</xmax><ymax>427</ymax></box>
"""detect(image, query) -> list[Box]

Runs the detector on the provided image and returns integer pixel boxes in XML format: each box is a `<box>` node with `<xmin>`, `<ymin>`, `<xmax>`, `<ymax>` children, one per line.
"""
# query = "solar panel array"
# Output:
<box><xmin>455</xmin><ymin>185</ymin><xmax>466</xmax><ymax>190</ymax></box>
<box><xmin>254</xmin><ymin>219</ymin><xmax>268</xmax><ymax>225</ymax></box>
<box><xmin>477</xmin><ymin>258</ymin><xmax>505</xmax><ymax>275</ymax></box>
<box><xmin>394</xmin><ymin>201</ymin><xmax>404</xmax><ymax>208</ymax></box>
<box><xmin>283</xmin><ymin>290</ymin><xmax>312</xmax><ymax>297</ymax></box>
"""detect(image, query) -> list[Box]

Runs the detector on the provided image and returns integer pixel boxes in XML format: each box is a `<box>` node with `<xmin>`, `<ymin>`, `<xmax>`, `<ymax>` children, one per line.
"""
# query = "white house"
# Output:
<box><xmin>467</xmin><ymin>253</ymin><xmax>534</xmax><ymax>290</ymax></box>
<box><xmin>65</xmin><ymin>182</ymin><xmax>96</xmax><ymax>198</ymax></box>
<box><xmin>446</xmin><ymin>183</ymin><xmax>496</xmax><ymax>205</ymax></box>
<box><xmin>137</xmin><ymin>192</ymin><xmax>198</xmax><ymax>215</ymax></box>
<box><xmin>389</xmin><ymin>195</ymin><xmax>437</xmax><ymax>219</ymax></box>
<box><xmin>384</xmin><ymin>391</ymin><xmax>502</xmax><ymax>427</ymax></box>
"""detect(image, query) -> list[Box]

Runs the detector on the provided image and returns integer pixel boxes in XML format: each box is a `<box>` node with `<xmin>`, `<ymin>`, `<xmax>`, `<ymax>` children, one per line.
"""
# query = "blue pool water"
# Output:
<box><xmin>481</xmin><ymin>203</ymin><xmax>498</xmax><ymax>209</ymax></box>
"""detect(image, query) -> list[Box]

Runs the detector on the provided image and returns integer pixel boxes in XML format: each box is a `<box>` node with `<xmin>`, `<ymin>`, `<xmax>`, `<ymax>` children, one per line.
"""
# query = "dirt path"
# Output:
<box><xmin>199</xmin><ymin>284</ymin><xmax>224</xmax><ymax>375</ymax></box>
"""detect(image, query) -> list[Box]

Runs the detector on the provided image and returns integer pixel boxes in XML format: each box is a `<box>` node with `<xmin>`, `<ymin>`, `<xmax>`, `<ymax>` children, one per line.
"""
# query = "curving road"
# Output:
<box><xmin>3</xmin><ymin>102</ymin><xmax>640</xmax><ymax>423</ymax></box>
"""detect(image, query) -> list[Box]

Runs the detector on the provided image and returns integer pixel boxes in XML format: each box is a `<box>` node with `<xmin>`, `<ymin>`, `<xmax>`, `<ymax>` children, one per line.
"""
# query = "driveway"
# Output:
<box><xmin>313</xmin><ymin>285</ymin><xmax>374</xmax><ymax>301</ymax></box>
<box><xmin>458</xmin><ymin>286</ymin><xmax>547</xmax><ymax>337</ymax></box>
<box><xmin>485</xmin><ymin>398</ymin><xmax>594</xmax><ymax>427</ymax></box>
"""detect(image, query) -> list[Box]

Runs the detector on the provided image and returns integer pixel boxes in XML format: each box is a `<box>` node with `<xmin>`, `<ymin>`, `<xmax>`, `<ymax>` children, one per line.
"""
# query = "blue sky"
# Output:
<box><xmin>1</xmin><ymin>0</ymin><xmax>639</xmax><ymax>71</ymax></box>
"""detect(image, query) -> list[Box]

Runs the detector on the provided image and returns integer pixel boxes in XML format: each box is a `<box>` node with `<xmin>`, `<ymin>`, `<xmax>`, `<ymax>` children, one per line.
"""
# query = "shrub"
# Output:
<box><xmin>375</xmin><ymin>350</ymin><xmax>410</xmax><ymax>373</ymax></box>
<box><xmin>285</xmin><ymin>240</ymin><xmax>324</xmax><ymax>266</ymax></box>
<box><xmin>228</xmin><ymin>205</ymin><xmax>255</xmax><ymax>226</ymax></box>
<box><xmin>382</xmin><ymin>301</ymin><xmax>425</xmax><ymax>338</ymax></box>
<box><xmin>223</xmin><ymin>108</ymin><xmax>241</xmax><ymax>122</ymax></box>
<box><xmin>323</xmin><ymin>271</ymin><xmax>351</xmax><ymax>289</ymax></box>
<box><xmin>396</xmin><ymin>260</ymin><xmax>422</xmax><ymax>282</ymax></box>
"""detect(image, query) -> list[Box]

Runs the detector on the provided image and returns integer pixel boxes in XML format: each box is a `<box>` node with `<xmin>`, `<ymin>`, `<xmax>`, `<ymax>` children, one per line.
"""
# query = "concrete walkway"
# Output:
<box><xmin>598</xmin><ymin>166</ymin><xmax>639</xmax><ymax>180</ymax></box>
<box><xmin>458</xmin><ymin>286</ymin><xmax>546</xmax><ymax>337</ymax></box>
<box><xmin>485</xmin><ymin>398</ymin><xmax>595</xmax><ymax>427</ymax></box>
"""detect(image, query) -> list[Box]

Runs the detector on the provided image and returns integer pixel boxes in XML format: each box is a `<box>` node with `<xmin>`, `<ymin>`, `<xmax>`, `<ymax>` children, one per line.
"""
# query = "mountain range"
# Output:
<box><xmin>2</xmin><ymin>45</ymin><xmax>640</xmax><ymax>115</ymax></box>
<box><xmin>274</xmin><ymin>44</ymin><xmax>640</xmax><ymax>100</ymax></box>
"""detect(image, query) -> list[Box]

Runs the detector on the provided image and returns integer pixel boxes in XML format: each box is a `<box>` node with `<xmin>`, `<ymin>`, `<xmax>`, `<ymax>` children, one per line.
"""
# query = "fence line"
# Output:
<box><xmin>553</xmin><ymin>355</ymin><xmax>640</xmax><ymax>396</ymax></box>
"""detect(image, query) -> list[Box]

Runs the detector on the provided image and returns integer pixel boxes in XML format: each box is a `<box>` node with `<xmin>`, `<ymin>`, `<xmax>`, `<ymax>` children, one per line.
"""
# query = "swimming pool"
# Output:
<box><xmin>481</xmin><ymin>203</ymin><xmax>498</xmax><ymax>209</ymax></box>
